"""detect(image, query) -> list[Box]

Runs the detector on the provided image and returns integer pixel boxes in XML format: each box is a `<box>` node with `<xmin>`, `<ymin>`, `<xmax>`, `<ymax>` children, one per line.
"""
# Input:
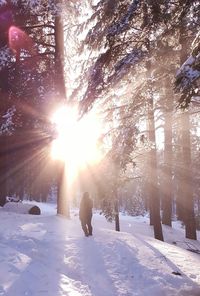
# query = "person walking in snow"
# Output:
<box><xmin>79</xmin><ymin>192</ymin><xmax>93</xmax><ymax>237</ymax></box>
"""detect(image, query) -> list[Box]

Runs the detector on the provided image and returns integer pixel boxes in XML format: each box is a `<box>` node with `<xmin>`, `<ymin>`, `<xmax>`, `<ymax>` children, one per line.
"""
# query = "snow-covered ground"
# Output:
<box><xmin>0</xmin><ymin>202</ymin><xmax>200</xmax><ymax>296</ymax></box>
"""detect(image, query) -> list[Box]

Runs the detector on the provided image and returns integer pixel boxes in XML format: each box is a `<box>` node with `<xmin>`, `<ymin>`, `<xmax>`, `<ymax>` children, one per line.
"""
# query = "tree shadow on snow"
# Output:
<box><xmin>131</xmin><ymin>233</ymin><xmax>200</xmax><ymax>296</ymax></box>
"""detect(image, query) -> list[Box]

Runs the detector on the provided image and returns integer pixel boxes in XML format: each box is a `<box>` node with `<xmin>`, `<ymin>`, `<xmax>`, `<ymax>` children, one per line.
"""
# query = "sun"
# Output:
<box><xmin>51</xmin><ymin>105</ymin><xmax>102</xmax><ymax>180</ymax></box>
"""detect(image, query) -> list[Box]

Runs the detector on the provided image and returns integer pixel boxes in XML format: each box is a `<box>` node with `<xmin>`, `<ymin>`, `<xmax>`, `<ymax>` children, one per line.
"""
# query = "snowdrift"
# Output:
<box><xmin>3</xmin><ymin>202</ymin><xmax>41</xmax><ymax>215</ymax></box>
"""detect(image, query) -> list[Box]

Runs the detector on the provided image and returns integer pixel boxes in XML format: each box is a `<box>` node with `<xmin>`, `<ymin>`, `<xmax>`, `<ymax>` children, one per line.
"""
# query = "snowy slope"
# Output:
<box><xmin>0</xmin><ymin>203</ymin><xmax>200</xmax><ymax>296</ymax></box>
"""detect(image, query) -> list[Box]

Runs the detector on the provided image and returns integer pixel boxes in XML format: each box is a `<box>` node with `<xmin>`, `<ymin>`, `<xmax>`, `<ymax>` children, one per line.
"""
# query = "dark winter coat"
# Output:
<box><xmin>79</xmin><ymin>195</ymin><xmax>93</xmax><ymax>222</ymax></box>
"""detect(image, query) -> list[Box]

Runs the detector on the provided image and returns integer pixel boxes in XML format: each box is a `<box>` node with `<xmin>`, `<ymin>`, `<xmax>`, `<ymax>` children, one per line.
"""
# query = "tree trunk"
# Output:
<box><xmin>173</xmin><ymin>113</ymin><xmax>185</xmax><ymax>221</ymax></box>
<box><xmin>147</xmin><ymin>99</ymin><xmax>164</xmax><ymax>241</ymax></box>
<box><xmin>146</xmin><ymin>59</ymin><xmax>163</xmax><ymax>241</ymax></box>
<box><xmin>114</xmin><ymin>197</ymin><xmax>120</xmax><ymax>231</ymax></box>
<box><xmin>175</xmin><ymin>28</ymin><xmax>196</xmax><ymax>239</ymax></box>
<box><xmin>162</xmin><ymin>84</ymin><xmax>173</xmax><ymax>226</ymax></box>
<box><xmin>54</xmin><ymin>3</ymin><xmax>69</xmax><ymax>217</ymax></box>
<box><xmin>174</xmin><ymin>106</ymin><xmax>196</xmax><ymax>240</ymax></box>
<box><xmin>57</xmin><ymin>162</ymin><xmax>70</xmax><ymax>217</ymax></box>
<box><xmin>181</xmin><ymin>111</ymin><xmax>196</xmax><ymax>239</ymax></box>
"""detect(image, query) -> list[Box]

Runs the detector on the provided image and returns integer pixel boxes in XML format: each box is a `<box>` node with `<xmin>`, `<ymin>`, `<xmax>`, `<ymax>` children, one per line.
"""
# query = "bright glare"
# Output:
<box><xmin>51</xmin><ymin>106</ymin><xmax>102</xmax><ymax>181</ymax></box>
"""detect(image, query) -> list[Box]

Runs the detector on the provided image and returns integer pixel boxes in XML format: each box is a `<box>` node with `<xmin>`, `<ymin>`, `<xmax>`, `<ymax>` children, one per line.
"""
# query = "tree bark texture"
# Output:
<box><xmin>114</xmin><ymin>198</ymin><xmax>120</xmax><ymax>231</ymax></box>
<box><xmin>147</xmin><ymin>100</ymin><xmax>164</xmax><ymax>241</ymax></box>
<box><xmin>54</xmin><ymin>2</ymin><xmax>69</xmax><ymax>217</ymax></box>
<box><xmin>162</xmin><ymin>83</ymin><xmax>173</xmax><ymax>226</ymax></box>
<box><xmin>176</xmin><ymin>28</ymin><xmax>197</xmax><ymax>239</ymax></box>
<box><xmin>180</xmin><ymin>111</ymin><xmax>196</xmax><ymax>239</ymax></box>
<box><xmin>146</xmin><ymin>58</ymin><xmax>164</xmax><ymax>241</ymax></box>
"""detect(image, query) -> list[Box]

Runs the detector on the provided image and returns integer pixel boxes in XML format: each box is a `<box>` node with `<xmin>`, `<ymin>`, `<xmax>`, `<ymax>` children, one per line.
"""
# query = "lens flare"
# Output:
<box><xmin>8</xmin><ymin>25</ymin><xmax>36</xmax><ymax>57</ymax></box>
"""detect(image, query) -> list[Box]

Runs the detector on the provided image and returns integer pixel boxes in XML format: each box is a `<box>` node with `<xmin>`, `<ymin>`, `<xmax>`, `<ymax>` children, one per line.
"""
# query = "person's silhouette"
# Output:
<box><xmin>79</xmin><ymin>192</ymin><xmax>93</xmax><ymax>237</ymax></box>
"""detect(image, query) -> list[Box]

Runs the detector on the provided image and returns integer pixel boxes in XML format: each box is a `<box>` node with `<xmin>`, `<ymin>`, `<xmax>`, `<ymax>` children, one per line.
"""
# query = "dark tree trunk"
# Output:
<box><xmin>175</xmin><ymin>28</ymin><xmax>196</xmax><ymax>239</ymax></box>
<box><xmin>114</xmin><ymin>198</ymin><xmax>120</xmax><ymax>231</ymax></box>
<box><xmin>162</xmin><ymin>84</ymin><xmax>173</xmax><ymax>227</ymax></box>
<box><xmin>147</xmin><ymin>101</ymin><xmax>164</xmax><ymax>241</ymax></box>
<box><xmin>174</xmin><ymin>114</ymin><xmax>185</xmax><ymax>221</ymax></box>
<box><xmin>181</xmin><ymin>111</ymin><xmax>196</xmax><ymax>239</ymax></box>
<box><xmin>146</xmin><ymin>58</ymin><xmax>164</xmax><ymax>241</ymax></box>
